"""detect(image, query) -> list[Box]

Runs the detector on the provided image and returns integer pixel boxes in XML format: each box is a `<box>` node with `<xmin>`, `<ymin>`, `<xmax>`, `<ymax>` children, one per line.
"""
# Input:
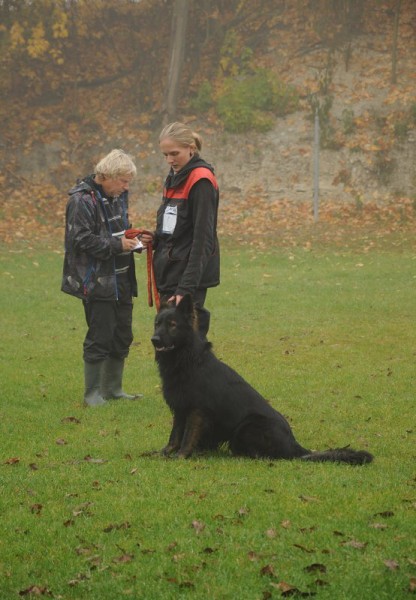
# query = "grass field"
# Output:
<box><xmin>0</xmin><ymin>233</ymin><xmax>415</xmax><ymax>599</ymax></box>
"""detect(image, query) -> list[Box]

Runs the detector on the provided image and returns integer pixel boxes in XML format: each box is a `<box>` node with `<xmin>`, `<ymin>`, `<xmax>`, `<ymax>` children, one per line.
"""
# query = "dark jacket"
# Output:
<box><xmin>61</xmin><ymin>177</ymin><xmax>137</xmax><ymax>301</ymax></box>
<box><xmin>153</xmin><ymin>156</ymin><xmax>220</xmax><ymax>296</ymax></box>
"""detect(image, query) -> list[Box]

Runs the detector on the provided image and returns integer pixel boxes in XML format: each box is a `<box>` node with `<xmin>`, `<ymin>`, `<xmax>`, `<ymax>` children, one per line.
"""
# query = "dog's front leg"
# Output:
<box><xmin>177</xmin><ymin>409</ymin><xmax>204</xmax><ymax>458</ymax></box>
<box><xmin>161</xmin><ymin>414</ymin><xmax>184</xmax><ymax>456</ymax></box>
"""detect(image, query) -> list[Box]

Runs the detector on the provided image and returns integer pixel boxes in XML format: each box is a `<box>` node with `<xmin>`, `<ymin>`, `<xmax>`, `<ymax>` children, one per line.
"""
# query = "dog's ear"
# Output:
<box><xmin>176</xmin><ymin>294</ymin><xmax>198</xmax><ymax>331</ymax></box>
<box><xmin>176</xmin><ymin>294</ymin><xmax>193</xmax><ymax>316</ymax></box>
<box><xmin>159</xmin><ymin>298</ymin><xmax>175</xmax><ymax>311</ymax></box>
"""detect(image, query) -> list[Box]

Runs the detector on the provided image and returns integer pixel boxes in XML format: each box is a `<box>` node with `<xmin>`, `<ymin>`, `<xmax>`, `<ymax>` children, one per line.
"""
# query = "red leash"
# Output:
<box><xmin>125</xmin><ymin>228</ymin><xmax>160</xmax><ymax>311</ymax></box>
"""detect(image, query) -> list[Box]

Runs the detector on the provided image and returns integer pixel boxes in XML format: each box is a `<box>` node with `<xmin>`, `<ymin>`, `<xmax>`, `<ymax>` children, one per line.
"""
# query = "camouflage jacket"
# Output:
<box><xmin>61</xmin><ymin>177</ymin><xmax>137</xmax><ymax>301</ymax></box>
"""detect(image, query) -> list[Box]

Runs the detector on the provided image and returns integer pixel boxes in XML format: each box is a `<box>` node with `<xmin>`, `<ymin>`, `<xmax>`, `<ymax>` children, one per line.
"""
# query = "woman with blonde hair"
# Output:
<box><xmin>152</xmin><ymin>122</ymin><xmax>220</xmax><ymax>338</ymax></box>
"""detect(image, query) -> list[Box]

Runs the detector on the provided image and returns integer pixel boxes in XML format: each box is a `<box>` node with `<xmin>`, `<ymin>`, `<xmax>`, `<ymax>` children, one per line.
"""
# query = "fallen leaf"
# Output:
<box><xmin>294</xmin><ymin>543</ymin><xmax>314</xmax><ymax>553</ymax></box>
<box><xmin>340</xmin><ymin>539</ymin><xmax>368</xmax><ymax>549</ymax></box>
<box><xmin>304</xmin><ymin>563</ymin><xmax>327</xmax><ymax>573</ymax></box>
<box><xmin>166</xmin><ymin>541</ymin><xmax>178</xmax><ymax>552</ymax></box>
<box><xmin>83</xmin><ymin>455</ymin><xmax>107</xmax><ymax>464</ymax></box>
<box><xmin>72</xmin><ymin>502</ymin><xmax>93</xmax><ymax>517</ymax></box>
<box><xmin>270</xmin><ymin>581</ymin><xmax>303</xmax><ymax>596</ymax></box>
<box><xmin>179</xmin><ymin>581</ymin><xmax>194</xmax><ymax>589</ymax></box>
<box><xmin>299</xmin><ymin>495</ymin><xmax>319</xmax><ymax>503</ymax></box>
<box><xmin>103</xmin><ymin>522</ymin><xmax>131</xmax><ymax>533</ymax></box>
<box><xmin>85</xmin><ymin>555</ymin><xmax>102</xmax><ymax>567</ymax></box>
<box><xmin>260</xmin><ymin>564</ymin><xmax>276</xmax><ymax>577</ymax></box>
<box><xmin>61</xmin><ymin>416</ymin><xmax>81</xmax><ymax>424</ymax></box>
<box><xmin>383</xmin><ymin>559</ymin><xmax>399</xmax><ymax>571</ymax></box>
<box><xmin>191</xmin><ymin>520</ymin><xmax>205</xmax><ymax>534</ymax></box>
<box><xmin>113</xmin><ymin>553</ymin><xmax>134</xmax><ymax>564</ymax></box>
<box><xmin>374</xmin><ymin>510</ymin><xmax>394</xmax><ymax>518</ymax></box>
<box><xmin>68</xmin><ymin>572</ymin><xmax>90</xmax><ymax>586</ymax></box>
<box><xmin>202</xmin><ymin>547</ymin><xmax>217</xmax><ymax>554</ymax></box>
<box><xmin>63</xmin><ymin>519</ymin><xmax>75</xmax><ymax>527</ymax></box>
<box><xmin>300</xmin><ymin>526</ymin><xmax>316</xmax><ymax>534</ymax></box>
<box><xmin>369</xmin><ymin>522</ymin><xmax>388</xmax><ymax>530</ymax></box>
<box><xmin>238</xmin><ymin>506</ymin><xmax>250</xmax><ymax>517</ymax></box>
<box><xmin>19</xmin><ymin>585</ymin><xmax>52</xmax><ymax>596</ymax></box>
<box><xmin>265</xmin><ymin>528</ymin><xmax>277</xmax><ymax>538</ymax></box>
<box><xmin>172</xmin><ymin>553</ymin><xmax>185</xmax><ymax>562</ymax></box>
<box><xmin>4</xmin><ymin>457</ymin><xmax>20</xmax><ymax>465</ymax></box>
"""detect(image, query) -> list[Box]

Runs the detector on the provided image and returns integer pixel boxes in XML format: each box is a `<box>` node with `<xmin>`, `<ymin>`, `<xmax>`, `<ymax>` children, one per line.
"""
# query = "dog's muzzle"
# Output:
<box><xmin>151</xmin><ymin>335</ymin><xmax>174</xmax><ymax>352</ymax></box>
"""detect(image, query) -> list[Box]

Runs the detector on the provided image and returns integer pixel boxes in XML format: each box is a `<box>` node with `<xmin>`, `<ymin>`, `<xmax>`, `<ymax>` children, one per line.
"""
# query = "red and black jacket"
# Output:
<box><xmin>153</xmin><ymin>156</ymin><xmax>220</xmax><ymax>296</ymax></box>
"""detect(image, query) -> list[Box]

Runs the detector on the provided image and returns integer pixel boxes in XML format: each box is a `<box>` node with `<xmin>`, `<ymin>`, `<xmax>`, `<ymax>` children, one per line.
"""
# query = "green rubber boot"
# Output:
<box><xmin>101</xmin><ymin>357</ymin><xmax>142</xmax><ymax>400</ymax></box>
<box><xmin>84</xmin><ymin>361</ymin><xmax>106</xmax><ymax>406</ymax></box>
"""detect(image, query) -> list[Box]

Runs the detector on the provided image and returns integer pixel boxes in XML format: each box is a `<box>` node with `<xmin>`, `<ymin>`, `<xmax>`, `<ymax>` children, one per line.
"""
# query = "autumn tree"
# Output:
<box><xmin>0</xmin><ymin>0</ymin><xmax>168</xmax><ymax>102</ymax></box>
<box><xmin>163</xmin><ymin>0</ymin><xmax>191</xmax><ymax>123</ymax></box>
<box><xmin>391</xmin><ymin>0</ymin><xmax>402</xmax><ymax>84</ymax></box>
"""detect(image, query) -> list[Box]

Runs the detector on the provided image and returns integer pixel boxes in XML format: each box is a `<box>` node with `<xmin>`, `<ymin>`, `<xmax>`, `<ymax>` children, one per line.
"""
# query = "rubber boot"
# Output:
<box><xmin>84</xmin><ymin>360</ymin><xmax>106</xmax><ymax>406</ymax></box>
<box><xmin>101</xmin><ymin>357</ymin><xmax>142</xmax><ymax>400</ymax></box>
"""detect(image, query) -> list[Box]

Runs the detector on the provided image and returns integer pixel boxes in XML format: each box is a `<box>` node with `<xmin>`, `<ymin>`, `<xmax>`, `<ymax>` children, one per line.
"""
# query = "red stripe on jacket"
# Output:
<box><xmin>164</xmin><ymin>167</ymin><xmax>218</xmax><ymax>201</ymax></box>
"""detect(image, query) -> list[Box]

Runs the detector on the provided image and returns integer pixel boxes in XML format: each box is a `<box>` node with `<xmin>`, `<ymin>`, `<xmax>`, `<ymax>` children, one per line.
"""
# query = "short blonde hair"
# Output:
<box><xmin>95</xmin><ymin>149</ymin><xmax>137</xmax><ymax>179</ymax></box>
<box><xmin>159</xmin><ymin>122</ymin><xmax>202</xmax><ymax>154</ymax></box>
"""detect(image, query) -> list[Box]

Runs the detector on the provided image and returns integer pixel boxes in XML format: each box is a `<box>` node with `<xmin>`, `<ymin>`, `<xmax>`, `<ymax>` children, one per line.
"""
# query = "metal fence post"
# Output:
<box><xmin>313</xmin><ymin>108</ymin><xmax>320</xmax><ymax>222</ymax></box>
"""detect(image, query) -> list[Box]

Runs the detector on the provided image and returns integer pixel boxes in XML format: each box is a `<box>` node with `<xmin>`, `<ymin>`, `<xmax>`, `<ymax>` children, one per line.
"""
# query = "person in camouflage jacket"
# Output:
<box><xmin>62</xmin><ymin>149</ymin><xmax>143</xmax><ymax>407</ymax></box>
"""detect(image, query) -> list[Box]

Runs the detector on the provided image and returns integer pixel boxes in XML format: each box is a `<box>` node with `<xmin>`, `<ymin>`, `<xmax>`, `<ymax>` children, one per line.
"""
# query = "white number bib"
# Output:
<box><xmin>162</xmin><ymin>205</ymin><xmax>177</xmax><ymax>234</ymax></box>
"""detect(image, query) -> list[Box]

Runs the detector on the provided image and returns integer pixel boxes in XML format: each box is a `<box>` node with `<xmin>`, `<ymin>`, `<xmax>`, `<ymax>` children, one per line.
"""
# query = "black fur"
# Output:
<box><xmin>151</xmin><ymin>295</ymin><xmax>373</xmax><ymax>465</ymax></box>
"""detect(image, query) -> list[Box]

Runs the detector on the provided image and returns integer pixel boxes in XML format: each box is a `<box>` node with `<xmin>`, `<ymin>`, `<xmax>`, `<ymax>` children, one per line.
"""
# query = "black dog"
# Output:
<box><xmin>151</xmin><ymin>295</ymin><xmax>373</xmax><ymax>465</ymax></box>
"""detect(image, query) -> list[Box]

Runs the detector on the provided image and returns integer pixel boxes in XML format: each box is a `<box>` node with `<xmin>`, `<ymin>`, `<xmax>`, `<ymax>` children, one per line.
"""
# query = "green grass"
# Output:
<box><xmin>0</xmin><ymin>236</ymin><xmax>415</xmax><ymax>599</ymax></box>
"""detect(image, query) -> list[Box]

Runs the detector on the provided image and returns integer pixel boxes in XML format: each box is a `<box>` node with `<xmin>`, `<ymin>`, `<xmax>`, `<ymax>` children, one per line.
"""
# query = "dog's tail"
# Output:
<box><xmin>301</xmin><ymin>446</ymin><xmax>373</xmax><ymax>465</ymax></box>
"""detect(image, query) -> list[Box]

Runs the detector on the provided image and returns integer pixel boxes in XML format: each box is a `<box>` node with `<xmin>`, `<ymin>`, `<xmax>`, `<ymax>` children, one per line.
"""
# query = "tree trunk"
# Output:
<box><xmin>163</xmin><ymin>0</ymin><xmax>191</xmax><ymax>123</ymax></box>
<box><xmin>391</xmin><ymin>0</ymin><xmax>401</xmax><ymax>84</ymax></box>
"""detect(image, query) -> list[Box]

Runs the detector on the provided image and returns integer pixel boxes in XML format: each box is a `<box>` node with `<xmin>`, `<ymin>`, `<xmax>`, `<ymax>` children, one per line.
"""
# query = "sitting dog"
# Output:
<box><xmin>151</xmin><ymin>295</ymin><xmax>373</xmax><ymax>465</ymax></box>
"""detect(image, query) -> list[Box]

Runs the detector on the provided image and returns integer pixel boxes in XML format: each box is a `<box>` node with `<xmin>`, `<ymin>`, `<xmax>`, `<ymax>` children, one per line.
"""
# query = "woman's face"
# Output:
<box><xmin>160</xmin><ymin>137</ymin><xmax>193</xmax><ymax>173</ymax></box>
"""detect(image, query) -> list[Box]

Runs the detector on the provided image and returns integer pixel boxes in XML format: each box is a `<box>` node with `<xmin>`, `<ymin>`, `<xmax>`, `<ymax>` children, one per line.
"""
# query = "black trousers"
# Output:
<box><xmin>83</xmin><ymin>277</ymin><xmax>133</xmax><ymax>363</ymax></box>
<box><xmin>160</xmin><ymin>288</ymin><xmax>210</xmax><ymax>340</ymax></box>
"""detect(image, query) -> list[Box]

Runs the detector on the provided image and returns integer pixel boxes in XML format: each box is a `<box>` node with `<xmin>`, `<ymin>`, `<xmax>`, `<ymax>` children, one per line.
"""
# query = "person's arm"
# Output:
<box><xmin>68</xmin><ymin>193</ymin><xmax>136</xmax><ymax>258</ymax></box>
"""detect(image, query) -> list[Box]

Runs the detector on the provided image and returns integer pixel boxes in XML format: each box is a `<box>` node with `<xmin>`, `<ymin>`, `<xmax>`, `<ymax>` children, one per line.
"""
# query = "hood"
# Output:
<box><xmin>68</xmin><ymin>174</ymin><xmax>96</xmax><ymax>197</ymax></box>
<box><xmin>165</xmin><ymin>156</ymin><xmax>214</xmax><ymax>189</ymax></box>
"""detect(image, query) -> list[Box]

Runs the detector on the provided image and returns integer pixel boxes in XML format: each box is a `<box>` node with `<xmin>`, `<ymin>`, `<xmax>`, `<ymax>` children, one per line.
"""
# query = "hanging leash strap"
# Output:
<box><xmin>125</xmin><ymin>228</ymin><xmax>160</xmax><ymax>311</ymax></box>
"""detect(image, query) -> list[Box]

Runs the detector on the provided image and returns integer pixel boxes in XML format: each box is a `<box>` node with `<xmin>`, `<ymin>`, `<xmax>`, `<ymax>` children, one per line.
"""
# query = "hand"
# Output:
<box><xmin>167</xmin><ymin>295</ymin><xmax>184</xmax><ymax>305</ymax></box>
<box><xmin>121</xmin><ymin>236</ymin><xmax>140</xmax><ymax>252</ymax></box>
<box><xmin>139</xmin><ymin>232</ymin><xmax>154</xmax><ymax>247</ymax></box>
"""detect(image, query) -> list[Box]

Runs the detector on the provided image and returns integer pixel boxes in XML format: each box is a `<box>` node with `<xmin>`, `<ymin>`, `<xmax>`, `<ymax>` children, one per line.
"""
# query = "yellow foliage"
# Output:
<box><xmin>52</xmin><ymin>11</ymin><xmax>69</xmax><ymax>39</ymax></box>
<box><xmin>50</xmin><ymin>48</ymin><xmax>65</xmax><ymax>65</ymax></box>
<box><xmin>77</xmin><ymin>21</ymin><xmax>89</xmax><ymax>37</ymax></box>
<box><xmin>10</xmin><ymin>22</ymin><xmax>25</xmax><ymax>48</ymax></box>
<box><xmin>27</xmin><ymin>23</ymin><xmax>50</xmax><ymax>58</ymax></box>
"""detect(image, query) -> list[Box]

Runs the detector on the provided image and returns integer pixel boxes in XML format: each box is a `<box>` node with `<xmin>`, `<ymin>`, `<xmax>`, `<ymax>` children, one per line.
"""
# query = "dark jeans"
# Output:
<box><xmin>160</xmin><ymin>289</ymin><xmax>210</xmax><ymax>340</ymax></box>
<box><xmin>83</xmin><ymin>277</ymin><xmax>133</xmax><ymax>363</ymax></box>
